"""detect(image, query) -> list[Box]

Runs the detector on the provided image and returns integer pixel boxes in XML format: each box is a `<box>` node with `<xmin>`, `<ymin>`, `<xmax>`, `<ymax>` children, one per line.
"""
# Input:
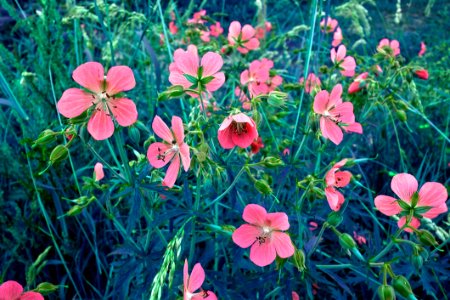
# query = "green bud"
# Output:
<box><xmin>392</xmin><ymin>276</ymin><xmax>414</xmax><ymax>299</ymax></box>
<box><xmin>293</xmin><ymin>249</ymin><xmax>307</xmax><ymax>272</ymax></box>
<box><xmin>411</xmin><ymin>253</ymin><xmax>423</xmax><ymax>271</ymax></box>
<box><xmin>128</xmin><ymin>125</ymin><xmax>141</xmax><ymax>145</ymax></box>
<box><xmin>416</xmin><ymin>229</ymin><xmax>438</xmax><ymax>247</ymax></box>
<box><xmin>377</xmin><ymin>285</ymin><xmax>396</xmax><ymax>300</ymax></box>
<box><xmin>396</xmin><ymin>110</ymin><xmax>407</xmax><ymax>122</ymax></box>
<box><xmin>339</xmin><ymin>233</ymin><xmax>357</xmax><ymax>250</ymax></box>
<box><xmin>327</xmin><ymin>211</ymin><xmax>343</xmax><ymax>227</ymax></box>
<box><xmin>33</xmin><ymin>129</ymin><xmax>57</xmax><ymax>148</ymax></box>
<box><xmin>49</xmin><ymin>145</ymin><xmax>69</xmax><ymax>164</ymax></box>
<box><xmin>34</xmin><ymin>282</ymin><xmax>59</xmax><ymax>295</ymax></box>
<box><xmin>262</xmin><ymin>157</ymin><xmax>284</xmax><ymax>168</ymax></box>
<box><xmin>66</xmin><ymin>205</ymin><xmax>84</xmax><ymax>216</ymax></box>
<box><xmin>254</xmin><ymin>179</ymin><xmax>272</xmax><ymax>195</ymax></box>
<box><xmin>267</xmin><ymin>91</ymin><xmax>287</xmax><ymax>107</ymax></box>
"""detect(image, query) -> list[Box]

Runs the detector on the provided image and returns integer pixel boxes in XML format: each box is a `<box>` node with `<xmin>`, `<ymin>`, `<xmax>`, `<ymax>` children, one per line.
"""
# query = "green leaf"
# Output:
<box><xmin>26</xmin><ymin>246</ymin><xmax>52</xmax><ymax>286</ymax></box>
<box><xmin>183</xmin><ymin>74</ymin><xmax>198</xmax><ymax>84</ymax></box>
<box><xmin>200</xmin><ymin>75</ymin><xmax>215</xmax><ymax>85</ymax></box>
<box><xmin>414</xmin><ymin>206</ymin><xmax>432</xmax><ymax>214</ymax></box>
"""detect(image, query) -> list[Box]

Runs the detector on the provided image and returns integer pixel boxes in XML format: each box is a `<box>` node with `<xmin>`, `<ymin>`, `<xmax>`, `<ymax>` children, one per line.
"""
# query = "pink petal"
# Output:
<box><xmin>240</xmin><ymin>70</ymin><xmax>250</xmax><ymax>85</ymax></box>
<box><xmin>0</xmin><ymin>281</ymin><xmax>23</xmax><ymax>299</ymax></box>
<box><xmin>232</xmin><ymin>113</ymin><xmax>252</xmax><ymax>124</ymax></box>
<box><xmin>147</xmin><ymin>143</ymin><xmax>175</xmax><ymax>168</ymax></box>
<box><xmin>292</xmin><ymin>291</ymin><xmax>300</xmax><ymax>300</ymax></box>
<box><xmin>313</xmin><ymin>90</ymin><xmax>330</xmax><ymax>114</ymax></box>
<box><xmin>272</xmin><ymin>232</ymin><xmax>295</xmax><ymax>258</ymax></box>
<box><xmin>378</xmin><ymin>38</ymin><xmax>389</xmax><ymax>48</ymax></box>
<box><xmin>243</xmin><ymin>38</ymin><xmax>260</xmax><ymax>50</ymax></box>
<box><xmin>72</xmin><ymin>62</ymin><xmax>104</xmax><ymax>93</ymax></box>
<box><xmin>374</xmin><ymin>195</ymin><xmax>401</xmax><ymax>216</ymax></box>
<box><xmin>330</xmin><ymin>102</ymin><xmax>355</xmax><ymax>124</ymax></box>
<box><xmin>422</xmin><ymin>203</ymin><xmax>448</xmax><ymax>219</ymax></box>
<box><xmin>87</xmin><ymin>109</ymin><xmax>115</xmax><ymax>140</ymax></box>
<box><xmin>397</xmin><ymin>216</ymin><xmax>420</xmax><ymax>233</ymax></box>
<box><xmin>94</xmin><ymin>162</ymin><xmax>104</xmax><ymax>181</ymax></box>
<box><xmin>179</xmin><ymin>143</ymin><xmax>191</xmax><ymax>172</ymax></box>
<box><xmin>237</xmin><ymin>47</ymin><xmax>249</xmax><ymax>54</ymax></box>
<box><xmin>218</xmin><ymin>116</ymin><xmax>233</xmax><ymax>131</ymax></box>
<box><xmin>336</xmin><ymin>45</ymin><xmax>347</xmax><ymax>62</ymax></box>
<box><xmin>183</xmin><ymin>259</ymin><xmax>189</xmax><ymax>293</ymax></box>
<box><xmin>106</xmin><ymin>66</ymin><xmax>136</xmax><ymax>95</ymax></box>
<box><xmin>108</xmin><ymin>98</ymin><xmax>138</xmax><ymax>127</ymax></box>
<box><xmin>241</xmin><ymin>24</ymin><xmax>256</xmax><ymax>40</ymax></box>
<box><xmin>171</xmin><ymin>116</ymin><xmax>185</xmax><ymax>144</ymax></box>
<box><xmin>391</xmin><ymin>173</ymin><xmax>418</xmax><ymax>203</ymax></box>
<box><xmin>162</xmin><ymin>154</ymin><xmax>180</xmax><ymax>188</ymax></box>
<box><xmin>228</xmin><ymin>21</ymin><xmax>242</xmax><ymax>43</ymax></box>
<box><xmin>242</xmin><ymin>204</ymin><xmax>267</xmax><ymax>226</ymax></box>
<box><xmin>249</xmin><ymin>240</ymin><xmax>276</xmax><ymax>267</ymax></box>
<box><xmin>217</xmin><ymin>126</ymin><xmax>235</xmax><ymax>149</ymax></box>
<box><xmin>232</xmin><ymin>224</ymin><xmax>260</xmax><ymax>248</ymax></box>
<box><xmin>188</xmin><ymin>263</ymin><xmax>205</xmax><ymax>293</ymax></box>
<box><xmin>343</xmin><ymin>122</ymin><xmax>363</xmax><ymax>134</ymax></box>
<box><xmin>330</xmin><ymin>48</ymin><xmax>337</xmax><ymax>63</ymax></box>
<box><xmin>152</xmin><ymin>116</ymin><xmax>174</xmax><ymax>143</ymax></box>
<box><xmin>20</xmin><ymin>291</ymin><xmax>44</xmax><ymax>300</ymax></box>
<box><xmin>391</xmin><ymin>40</ymin><xmax>400</xmax><ymax>56</ymax></box>
<box><xmin>328</xmin><ymin>84</ymin><xmax>343</xmax><ymax>108</ymax></box>
<box><xmin>57</xmin><ymin>88</ymin><xmax>94</xmax><ymax>118</ymax></box>
<box><xmin>325</xmin><ymin>187</ymin><xmax>344</xmax><ymax>211</ymax></box>
<box><xmin>334</xmin><ymin>170</ymin><xmax>352</xmax><ymax>187</ymax></box>
<box><xmin>418</xmin><ymin>182</ymin><xmax>448</xmax><ymax>207</ymax></box>
<box><xmin>320</xmin><ymin>117</ymin><xmax>343</xmax><ymax>145</ymax></box>
<box><xmin>340</xmin><ymin>57</ymin><xmax>356</xmax><ymax>77</ymax></box>
<box><xmin>168</xmin><ymin>70</ymin><xmax>193</xmax><ymax>89</ymax></box>
<box><xmin>174</xmin><ymin>45</ymin><xmax>199</xmax><ymax>76</ymax></box>
<box><xmin>332</xmin><ymin>159</ymin><xmax>348</xmax><ymax>169</ymax></box>
<box><xmin>266</xmin><ymin>212</ymin><xmax>290</xmax><ymax>231</ymax></box>
<box><xmin>201</xmin><ymin>52</ymin><xmax>223</xmax><ymax>77</ymax></box>
<box><xmin>231</xmin><ymin>123</ymin><xmax>258</xmax><ymax>148</ymax></box>
<box><xmin>205</xmin><ymin>72</ymin><xmax>225</xmax><ymax>92</ymax></box>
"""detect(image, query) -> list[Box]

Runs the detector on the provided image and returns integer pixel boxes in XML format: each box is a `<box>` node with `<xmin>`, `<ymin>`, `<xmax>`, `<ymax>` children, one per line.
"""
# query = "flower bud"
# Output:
<box><xmin>396</xmin><ymin>110</ymin><xmax>407</xmax><ymax>122</ymax></box>
<box><xmin>416</xmin><ymin>229</ymin><xmax>438</xmax><ymax>247</ymax></box>
<box><xmin>34</xmin><ymin>282</ymin><xmax>59</xmax><ymax>295</ymax></box>
<box><xmin>254</xmin><ymin>179</ymin><xmax>272</xmax><ymax>195</ymax></box>
<box><xmin>327</xmin><ymin>211</ymin><xmax>343</xmax><ymax>227</ymax></box>
<box><xmin>262</xmin><ymin>157</ymin><xmax>284</xmax><ymax>168</ymax></box>
<box><xmin>377</xmin><ymin>285</ymin><xmax>396</xmax><ymax>300</ymax></box>
<box><xmin>393</xmin><ymin>276</ymin><xmax>414</xmax><ymax>299</ymax></box>
<box><xmin>267</xmin><ymin>91</ymin><xmax>287</xmax><ymax>107</ymax></box>
<box><xmin>339</xmin><ymin>233</ymin><xmax>357</xmax><ymax>250</ymax></box>
<box><xmin>33</xmin><ymin>129</ymin><xmax>57</xmax><ymax>148</ymax></box>
<box><xmin>411</xmin><ymin>252</ymin><xmax>423</xmax><ymax>271</ymax></box>
<box><xmin>49</xmin><ymin>145</ymin><xmax>69</xmax><ymax>164</ymax></box>
<box><xmin>293</xmin><ymin>249</ymin><xmax>307</xmax><ymax>272</ymax></box>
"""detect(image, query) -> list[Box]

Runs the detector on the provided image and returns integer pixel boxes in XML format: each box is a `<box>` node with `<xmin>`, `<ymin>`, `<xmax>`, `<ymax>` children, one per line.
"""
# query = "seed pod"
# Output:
<box><xmin>377</xmin><ymin>285</ymin><xmax>396</xmax><ymax>300</ymax></box>
<box><xmin>411</xmin><ymin>253</ymin><xmax>423</xmax><ymax>271</ymax></box>
<box><xmin>339</xmin><ymin>233</ymin><xmax>357</xmax><ymax>250</ymax></box>
<box><xmin>396</xmin><ymin>110</ymin><xmax>407</xmax><ymax>122</ymax></box>
<box><xmin>49</xmin><ymin>145</ymin><xmax>69</xmax><ymax>164</ymax></box>
<box><xmin>293</xmin><ymin>249</ymin><xmax>307</xmax><ymax>272</ymax></box>
<box><xmin>267</xmin><ymin>91</ymin><xmax>287</xmax><ymax>107</ymax></box>
<box><xmin>416</xmin><ymin>229</ymin><xmax>438</xmax><ymax>247</ymax></box>
<box><xmin>254</xmin><ymin>179</ymin><xmax>272</xmax><ymax>195</ymax></box>
<box><xmin>262</xmin><ymin>157</ymin><xmax>284</xmax><ymax>168</ymax></box>
<box><xmin>33</xmin><ymin>129</ymin><xmax>57</xmax><ymax>148</ymax></box>
<box><xmin>327</xmin><ymin>211</ymin><xmax>343</xmax><ymax>227</ymax></box>
<box><xmin>393</xmin><ymin>275</ymin><xmax>414</xmax><ymax>299</ymax></box>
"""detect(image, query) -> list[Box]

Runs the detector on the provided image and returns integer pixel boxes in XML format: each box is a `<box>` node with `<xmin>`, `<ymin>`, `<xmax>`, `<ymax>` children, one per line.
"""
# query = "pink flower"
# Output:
<box><xmin>188</xmin><ymin>10</ymin><xmax>206</xmax><ymax>24</ymax></box>
<box><xmin>332</xmin><ymin>27</ymin><xmax>343</xmax><ymax>47</ymax></box>
<box><xmin>169</xmin><ymin>45</ymin><xmax>225</xmax><ymax>97</ymax></box>
<box><xmin>147</xmin><ymin>116</ymin><xmax>191</xmax><ymax>188</ymax></box>
<box><xmin>250</xmin><ymin>137</ymin><xmax>264</xmax><ymax>154</ymax></box>
<box><xmin>313</xmin><ymin>84</ymin><xmax>363</xmax><ymax>145</ymax></box>
<box><xmin>218</xmin><ymin>113</ymin><xmax>258</xmax><ymax>149</ymax></box>
<box><xmin>0</xmin><ymin>280</ymin><xmax>44</xmax><ymax>300</ymax></box>
<box><xmin>282</xmin><ymin>148</ymin><xmax>290</xmax><ymax>156</ymax></box>
<box><xmin>320</xmin><ymin>17</ymin><xmax>338</xmax><ymax>33</ymax></box>
<box><xmin>292</xmin><ymin>291</ymin><xmax>300</xmax><ymax>300</ymax></box>
<box><xmin>265</xmin><ymin>21</ymin><xmax>272</xmax><ymax>32</ymax></box>
<box><xmin>299</xmin><ymin>73</ymin><xmax>322</xmax><ymax>94</ymax></box>
<box><xmin>324</xmin><ymin>159</ymin><xmax>352</xmax><ymax>211</ymax></box>
<box><xmin>200</xmin><ymin>30</ymin><xmax>210</xmax><ymax>42</ymax></box>
<box><xmin>418</xmin><ymin>41</ymin><xmax>426</xmax><ymax>57</ymax></box>
<box><xmin>374</xmin><ymin>173</ymin><xmax>448</xmax><ymax>232</ymax></box>
<box><xmin>228</xmin><ymin>21</ymin><xmax>260</xmax><ymax>54</ymax></box>
<box><xmin>240</xmin><ymin>58</ymin><xmax>274</xmax><ymax>97</ymax></box>
<box><xmin>232</xmin><ymin>204</ymin><xmax>295</xmax><ymax>267</ymax></box>
<box><xmin>330</xmin><ymin>45</ymin><xmax>356</xmax><ymax>77</ymax></box>
<box><xmin>183</xmin><ymin>259</ymin><xmax>217</xmax><ymax>300</ymax></box>
<box><xmin>94</xmin><ymin>162</ymin><xmax>104</xmax><ymax>181</ymax></box>
<box><xmin>169</xmin><ymin>21</ymin><xmax>178</xmax><ymax>34</ymax></box>
<box><xmin>308</xmin><ymin>221</ymin><xmax>318</xmax><ymax>231</ymax></box>
<box><xmin>414</xmin><ymin>69</ymin><xmax>429</xmax><ymax>80</ymax></box>
<box><xmin>353</xmin><ymin>231</ymin><xmax>367</xmax><ymax>245</ymax></box>
<box><xmin>210</xmin><ymin>22</ymin><xmax>223</xmax><ymax>37</ymax></box>
<box><xmin>348</xmin><ymin>72</ymin><xmax>369</xmax><ymax>94</ymax></box>
<box><xmin>57</xmin><ymin>62</ymin><xmax>138</xmax><ymax>140</ymax></box>
<box><xmin>377</xmin><ymin>38</ymin><xmax>400</xmax><ymax>56</ymax></box>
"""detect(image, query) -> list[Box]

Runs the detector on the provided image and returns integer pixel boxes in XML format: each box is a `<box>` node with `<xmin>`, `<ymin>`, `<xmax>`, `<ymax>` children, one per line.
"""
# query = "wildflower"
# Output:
<box><xmin>348</xmin><ymin>72</ymin><xmax>369</xmax><ymax>94</ymax></box>
<box><xmin>169</xmin><ymin>21</ymin><xmax>178</xmax><ymax>35</ymax></box>
<box><xmin>377</xmin><ymin>38</ymin><xmax>400</xmax><ymax>57</ymax></box>
<box><xmin>183</xmin><ymin>259</ymin><xmax>217</xmax><ymax>300</ymax></box>
<box><xmin>250</xmin><ymin>137</ymin><xmax>264</xmax><ymax>154</ymax></box>
<box><xmin>313</xmin><ymin>84</ymin><xmax>363</xmax><ymax>145</ymax></box>
<box><xmin>218</xmin><ymin>113</ymin><xmax>258</xmax><ymax>149</ymax></box>
<box><xmin>324</xmin><ymin>159</ymin><xmax>352</xmax><ymax>211</ymax></box>
<box><xmin>169</xmin><ymin>45</ymin><xmax>225</xmax><ymax>97</ymax></box>
<box><xmin>147</xmin><ymin>116</ymin><xmax>191</xmax><ymax>188</ymax></box>
<box><xmin>232</xmin><ymin>204</ymin><xmax>295</xmax><ymax>267</ymax></box>
<box><xmin>330</xmin><ymin>45</ymin><xmax>356</xmax><ymax>77</ymax></box>
<box><xmin>418</xmin><ymin>41</ymin><xmax>426</xmax><ymax>57</ymax></box>
<box><xmin>320</xmin><ymin>17</ymin><xmax>338</xmax><ymax>33</ymax></box>
<box><xmin>200</xmin><ymin>30</ymin><xmax>210</xmax><ymax>42</ymax></box>
<box><xmin>0</xmin><ymin>280</ymin><xmax>44</xmax><ymax>300</ymax></box>
<box><xmin>228</xmin><ymin>21</ymin><xmax>260</xmax><ymax>54</ymax></box>
<box><xmin>299</xmin><ymin>73</ymin><xmax>321</xmax><ymax>94</ymax></box>
<box><xmin>57</xmin><ymin>62</ymin><xmax>138</xmax><ymax>140</ymax></box>
<box><xmin>374</xmin><ymin>173</ymin><xmax>448</xmax><ymax>232</ymax></box>
<box><xmin>94</xmin><ymin>162</ymin><xmax>104</xmax><ymax>181</ymax></box>
<box><xmin>414</xmin><ymin>69</ymin><xmax>429</xmax><ymax>80</ymax></box>
<box><xmin>209</xmin><ymin>22</ymin><xmax>223</xmax><ymax>37</ymax></box>
<box><xmin>240</xmin><ymin>58</ymin><xmax>280</xmax><ymax>97</ymax></box>
<box><xmin>332</xmin><ymin>27</ymin><xmax>343</xmax><ymax>47</ymax></box>
<box><xmin>188</xmin><ymin>9</ymin><xmax>206</xmax><ymax>24</ymax></box>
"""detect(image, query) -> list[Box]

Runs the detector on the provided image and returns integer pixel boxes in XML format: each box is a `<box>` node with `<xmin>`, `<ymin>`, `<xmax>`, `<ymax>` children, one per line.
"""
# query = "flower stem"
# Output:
<box><xmin>307</xmin><ymin>222</ymin><xmax>328</xmax><ymax>258</ymax></box>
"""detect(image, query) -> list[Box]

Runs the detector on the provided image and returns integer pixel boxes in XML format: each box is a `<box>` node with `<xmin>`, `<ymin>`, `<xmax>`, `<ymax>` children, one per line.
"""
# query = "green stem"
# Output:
<box><xmin>113</xmin><ymin>130</ymin><xmax>132</xmax><ymax>183</ymax></box>
<box><xmin>205</xmin><ymin>167</ymin><xmax>246</xmax><ymax>209</ymax></box>
<box><xmin>307</xmin><ymin>222</ymin><xmax>328</xmax><ymax>258</ymax></box>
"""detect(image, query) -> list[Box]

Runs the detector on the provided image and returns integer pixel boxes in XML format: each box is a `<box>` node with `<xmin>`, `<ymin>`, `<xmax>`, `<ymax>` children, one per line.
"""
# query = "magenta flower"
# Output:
<box><xmin>57</xmin><ymin>62</ymin><xmax>138</xmax><ymax>140</ymax></box>
<box><xmin>320</xmin><ymin>17</ymin><xmax>338</xmax><ymax>33</ymax></box>
<box><xmin>348</xmin><ymin>72</ymin><xmax>369</xmax><ymax>94</ymax></box>
<box><xmin>313</xmin><ymin>84</ymin><xmax>363</xmax><ymax>145</ymax></box>
<box><xmin>147</xmin><ymin>116</ymin><xmax>190</xmax><ymax>188</ymax></box>
<box><xmin>169</xmin><ymin>45</ymin><xmax>225</xmax><ymax>97</ymax></box>
<box><xmin>418</xmin><ymin>41</ymin><xmax>426</xmax><ymax>57</ymax></box>
<box><xmin>209</xmin><ymin>22</ymin><xmax>223</xmax><ymax>37</ymax></box>
<box><xmin>183</xmin><ymin>259</ymin><xmax>217</xmax><ymax>300</ymax></box>
<box><xmin>324</xmin><ymin>159</ymin><xmax>352</xmax><ymax>211</ymax></box>
<box><xmin>377</xmin><ymin>38</ymin><xmax>400</xmax><ymax>56</ymax></box>
<box><xmin>232</xmin><ymin>204</ymin><xmax>295</xmax><ymax>267</ymax></box>
<box><xmin>228</xmin><ymin>21</ymin><xmax>260</xmax><ymax>54</ymax></box>
<box><xmin>240</xmin><ymin>58</ymin><xmax>277</xmax><ymax>97</ymax></box>
<box><xmin>299</xmin><ymin>73</ymin><xmax>322</xmax><ymax>94</ymax></box>
<box><xmin>330</xmin><ymin>45</ymin><xmax>356</xmax><ymax>77</ymax></box>
<box><xmin>94</xmin><ymin>162</ymin><xmax>104</xmax><ymax>181</ymax></box>
<box><xmin>332</xmin><ymin>27</ymin><xmax>343</xmax><ymax>47</ymax></box>
<box><xmin>217</xmin><ymin>113</ymin><xmax>258</xmax><ymax>149</ymax></box>
<box><xmin>374</xmin><ymin>173</ymin><xmax>448</xmax><ymax>232</ymax></box>
<box><xmin>188</xmin><ymin>9</ymin><xmax>206</xmax><ymax>24</ymax></box>
<box><xmin>0</xmin><ymin>281</ymin><xmax>43</xmax><ymax>300</ymax></box>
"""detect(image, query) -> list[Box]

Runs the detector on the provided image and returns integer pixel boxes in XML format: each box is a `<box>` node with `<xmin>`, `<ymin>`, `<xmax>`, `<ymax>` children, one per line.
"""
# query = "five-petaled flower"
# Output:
<box><xmin>218</xmin><ymin>113</ymin><xmax>259</xmax><ymax>149</ymax></box>
<box><xmin>147</xmin><ymin>116</ymin><xmax>191</xmax><ymax>188</ymax></box>
<box><xmin>183</xmin><ymin>259</ymin><xmax>217</xmax><ymax>300</ymax></box>
<box><xmin>313</xmin><ymin>84</ymin><xmax>363</xmax><ymax>145</ymax></box>
<box><xmin>320</xmin><ymin>17</ymin><xmax>338</xmax><ymax>33</ymax></box>
<box><xmin>374</xmin><ymin>173</ymin><xmax>448</xmax><ymax>232</ymax></box>
<box><xmin>330</xmin><ymin>45</ymin><xmax>356</xmax><ymax>77</ymax></box>
<box><xmin>232</xmin><ymin>204</ymin><xmax>295</xmax><ymax>267</ymax></box>
<box><xmin>57</xmin><ymin>62</ymin><xmax>138</xmax><ymax>140</ymax></box>
<box><xmin>0</xmin><ymin>280</ymin><xmax>44</xmax><ymax>300</ymax></box>
<box><xmin>299</xmin><ymin>73</ymin><xmax>322</xmax><ymax>94</ymax></box>
<box><xmin>228</xmin><ymin>21</ymin><xmax>260</xmax><ymax>54</ymax></box>
<box><xmin>324</xmin><ymin>159</ymin><xmax>352</xmax><ymax>211</ymax></box>
<box><xmin>377</xmin><ymin>38</ymin><xmax>400</xmax><ymax>57</ymax></box>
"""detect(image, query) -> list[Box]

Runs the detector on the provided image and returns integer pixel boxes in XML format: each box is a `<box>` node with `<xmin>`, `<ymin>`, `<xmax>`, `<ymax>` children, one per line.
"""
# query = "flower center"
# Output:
<box><xmin>233</xmin><ymin>122</ymin><xmax>248</xmax><ymax>135</ymax></box>
<box><xmin>256</xmin><ymin>226</ymin><xmax>272</xmax><ymax>245</ymax></box>
<box><xmin>156</xmin><ymin>143</ymin><xmax>180</xmax><ymax>162</ymax></box>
